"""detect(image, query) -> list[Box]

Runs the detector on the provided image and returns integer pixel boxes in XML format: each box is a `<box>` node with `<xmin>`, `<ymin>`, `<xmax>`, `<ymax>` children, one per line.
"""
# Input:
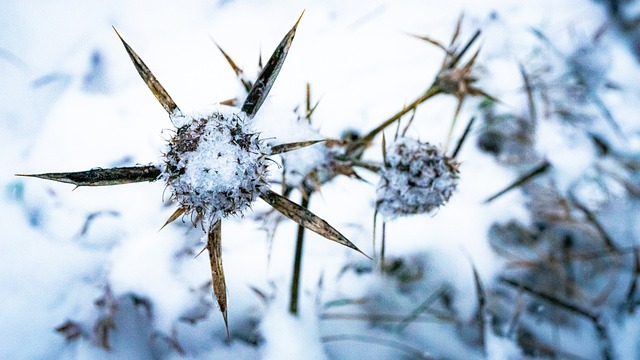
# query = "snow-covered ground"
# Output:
<box><xmin>2</xmin><ymin>0</ymin><xmax>640</xmax><ymax>359</ymax></box>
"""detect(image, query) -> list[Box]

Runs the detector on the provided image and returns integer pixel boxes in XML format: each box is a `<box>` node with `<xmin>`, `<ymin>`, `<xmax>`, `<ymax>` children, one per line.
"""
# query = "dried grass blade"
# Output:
<box><xmin>207</xmin><ymin>220</ymin><xmax>229</xmax><ymax>337</ymax></box>
<box><xmin>269</xmin><ymin>139</ymin><xmax>325</xmax><ymax>155</ymax></box>
<box><xmin>113</xmin><ymin>28</ymin><xmax>180</xmax><ymax>116</ymax></box>
<box><xmin>241</xmin><ymin>12</ymin><xmax>303</xmax><ymax>118</ymax></box>
<box><xmin>259</xmin><ymin>189</ymin><xmax>370</xmax><ymax>258</ymax></box>
<box><xmin>17</xmin><ymin>165</ymin><xmax>161</xmax><ymax>187</ymax></box>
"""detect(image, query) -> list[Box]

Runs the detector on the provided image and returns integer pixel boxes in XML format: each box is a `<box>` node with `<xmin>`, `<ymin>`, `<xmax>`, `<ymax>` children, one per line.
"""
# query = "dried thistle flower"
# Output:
<box><xmin>162</xmin><ymin>110</ymin><xmax>269</xmax><ymax>225</ymax></box>
<box><xmin>356</xmin><ymin>15</ymin><xmax>494</xmax><ymax>151</ymax></box>
<box><xmin>376</xmin><ymin>137</ymin><xmax>459</xmax><ymax>219</ymax></box>
<box><xmin>17</xmin><ymin>13</ymin><xmax>368</xmax><ymax>336</ymax></box>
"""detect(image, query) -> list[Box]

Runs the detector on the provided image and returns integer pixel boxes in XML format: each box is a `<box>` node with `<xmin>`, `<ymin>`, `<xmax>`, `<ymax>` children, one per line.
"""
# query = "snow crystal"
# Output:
<box><xmin>376</xmin><ymin>138</ymin><xmax>459</xmax><ymax>219</ymax></box>
<box><xmin>162</xmin><ymin>110</ymin><xmax>269</xmax><ymax>225</ymax></box>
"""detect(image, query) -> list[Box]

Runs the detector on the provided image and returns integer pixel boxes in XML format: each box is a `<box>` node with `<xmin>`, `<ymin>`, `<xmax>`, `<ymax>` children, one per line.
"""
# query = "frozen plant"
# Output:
<box><xmin>530</xmin><ymin>27</ymin><xmax>624</xmax><ymax>139</ymax></box>
<box><xmin>17</xmin><ymin>14</ymin><xmax>368</xmax><ymax>335</ymax></box>
<box><xmin>376</xmin><ymin>137</ymin><xmax>459</xmax><ymax>219</ymax></box>
<box><xmin>476</xmin><ymin>66</ymin><xmax>539</xmax><ymax>166</ymax></box>
<box><xmin>356</xmin><ymin>15</ymin><xmax>494</xmax><ymax>151</ymax></box>
<box><xmin>162</xmin><ymin>110</ymin><xmax>269</xmax><ymax>224</ymax></box>
<box><xmin>213</xmin><ymin>44</ymin><xmax>377</xmax><ymax>315</ymax></box>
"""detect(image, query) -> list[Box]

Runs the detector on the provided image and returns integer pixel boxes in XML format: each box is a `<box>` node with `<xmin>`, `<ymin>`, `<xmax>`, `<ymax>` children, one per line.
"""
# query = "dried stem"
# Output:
<box><xmin>322</xmin><ymin>334</ymin><xmax>435</xmax><ymax>360</ymax></box>
<box><xmin>289</xmin><ymin>193</ymin><xmax>311</xmax><ymax>315</ymax></box>
<box><xmin>356</xmin><ymin>86</ymin><xmax>442</xmax><ymax>149</ymax></box>
<box><xmin>395</xmin><ymin>285</ymin><xmax>449</xmax><ymax>333</ymax></box>
<box><xmin>499</xmin><ymin>276</ymin><xmax>612</xmax><ymax>360</ymax></box>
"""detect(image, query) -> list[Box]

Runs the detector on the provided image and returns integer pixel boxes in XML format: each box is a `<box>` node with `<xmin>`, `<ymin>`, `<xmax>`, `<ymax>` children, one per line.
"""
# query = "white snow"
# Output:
<box><xmin>3</xmin><ymin>0</ymin><xmax>640</xmax><ymax>359</ymax></box>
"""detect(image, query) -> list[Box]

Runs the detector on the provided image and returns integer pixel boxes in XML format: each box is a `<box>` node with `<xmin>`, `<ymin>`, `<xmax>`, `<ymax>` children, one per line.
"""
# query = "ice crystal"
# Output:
<box><xmin>377</xmin><ymin>138</ymin><xmax>459</xmax><ymax>218</ymax></box>
<box><xmin>163</xmin><ymin>109</ymin><xmax>269</xmax><ymax>225</ymax></box>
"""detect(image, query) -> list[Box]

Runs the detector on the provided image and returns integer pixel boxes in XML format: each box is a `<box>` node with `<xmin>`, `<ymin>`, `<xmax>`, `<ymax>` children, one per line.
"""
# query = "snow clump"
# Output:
<box><xmin>162</xmin><ymin>110</ymin><xmax>270</xmax><ymax>225</ymax></box>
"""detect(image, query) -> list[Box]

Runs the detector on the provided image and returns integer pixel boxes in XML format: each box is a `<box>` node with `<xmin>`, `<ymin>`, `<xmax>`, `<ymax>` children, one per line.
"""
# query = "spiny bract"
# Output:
<box><xmin>377</xmin><ymin>138</ymin><xmax>459</xmax><ymax>218</ymax></box>
<box><xmin>18</xmin><ymin>14</ymin><xmax>368</xmax><ymax>337</ymax></box>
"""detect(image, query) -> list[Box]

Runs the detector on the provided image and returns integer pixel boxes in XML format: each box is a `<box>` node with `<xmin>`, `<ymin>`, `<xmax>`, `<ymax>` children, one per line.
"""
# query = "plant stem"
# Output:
<box><xmin>289</xmin><ymin>193</ymin><xmax>311</xmax><ymax>315</ymax></box>
<box><xmin>356</xmin><ymin>85</ymin><xmax>442</xmax><ymax>148</ymax></box>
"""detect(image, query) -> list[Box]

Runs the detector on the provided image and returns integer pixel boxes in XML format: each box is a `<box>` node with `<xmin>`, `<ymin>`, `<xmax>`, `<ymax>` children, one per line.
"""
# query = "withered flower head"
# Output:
<box><xmin>163</xmin><ymin>110</ymin><xmax>269</xmax><ymax>226</ymax></box>
<box><xmin>17</xmin><ymin>13</ymin><xmax>368</xmax><ymax>336</ymax></box>
<box><xmin>377</xmin><ymin>138</ymin><xmax>459</xmax><ymax>218</ymax></box>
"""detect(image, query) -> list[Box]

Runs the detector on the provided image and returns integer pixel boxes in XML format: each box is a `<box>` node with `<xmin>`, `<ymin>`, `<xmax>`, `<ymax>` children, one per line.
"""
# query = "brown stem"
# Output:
<box><xmin>356</xmin><ymin>86</ymin><xmax>442</xmax><ymax>148</ymax></box>
<box><xmin>289</xmin><ymin>193</ymin><xmax>311</xmax><ymax>315</ymax></box>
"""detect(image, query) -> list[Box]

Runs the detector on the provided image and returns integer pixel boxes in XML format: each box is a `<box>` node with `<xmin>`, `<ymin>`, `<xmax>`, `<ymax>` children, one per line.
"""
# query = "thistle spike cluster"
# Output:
<box><xmin>17</xmin><ymin>13</ymin><xmax>367</xmax><ymax>335</ymax></box>
<box><xmin>355</xmin><ymin>15</ymin><xmax>495</xmax><ymax>153</ymax></box>
<box><xmin>376</xmin><ymin>137</ymin><xmax>459</xmax><ymax>219</ymax></box>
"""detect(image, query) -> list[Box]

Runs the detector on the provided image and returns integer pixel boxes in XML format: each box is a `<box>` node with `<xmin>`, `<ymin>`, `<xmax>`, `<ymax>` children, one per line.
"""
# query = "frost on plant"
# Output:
<box><xmin>376</xmin><ymin>138</ymin><xmax>459</xmax><ymax>219</ymax></box>
<box><xmin>17</xmin><ymin>13</ymin><xmax>367</xmax><ymax>336</ymax></box>
<box><xmin>163</xmin><ymin>110</ymin><xmax>269</xmax><ymax>224</ymax></box>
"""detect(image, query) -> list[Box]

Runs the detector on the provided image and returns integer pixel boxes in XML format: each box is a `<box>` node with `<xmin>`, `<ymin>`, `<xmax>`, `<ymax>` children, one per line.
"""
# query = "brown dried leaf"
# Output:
<box><xmin>259</xmin><ymin>189</ymin><xmax>370</xmax><ymax>258</ymax></box>
<box><xmin>113</xmin><ymin>27</ymin><xmax>181</xmax><ymax>116</ymax></box>
<box><xmin>241</xmin><ymin>12</ymin><xmax>303</xmax><ymax>118</ymax></box>
<box><xmin>207</xmin><ymin>220</ymin><xmax>229</xmax><ymax>337</ymax></box>
<box><xmin>17</xmin><ymin>165</ymin><xmax>161</xmax><ymax>187</ymax></box>
<box><xmin>219</xmin><ymin>98</ymin><xmax>238</xmax><ymax>106</ymax></box>
<box><xmin>269</xmin><ymin>139</ymin><xmax>325</xmax><ymax>155</ymax></box>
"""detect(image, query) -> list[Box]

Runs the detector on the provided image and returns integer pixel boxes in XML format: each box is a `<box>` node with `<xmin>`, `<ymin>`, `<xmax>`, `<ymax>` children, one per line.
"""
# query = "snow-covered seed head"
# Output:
<box><xmin>162</xmin><ymin>111</ymin><xmax>269</xmax><ymax>225</ymax></box>
<box><xmin>377</xmin><ymin>138</ymin><xmax>459</xmax><ymax>218</ymax></box>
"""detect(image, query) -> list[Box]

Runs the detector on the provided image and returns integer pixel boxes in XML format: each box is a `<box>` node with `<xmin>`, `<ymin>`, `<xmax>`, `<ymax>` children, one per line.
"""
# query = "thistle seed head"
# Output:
<box><xmin>377</xmin><ymin>138</ymin><xmax>459</xmax><ymax>218</ymax></box>
<box><xmin>162</xmin><ymin>110</ymin><xmax>270</xmax><ymax>225</ymax></box>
